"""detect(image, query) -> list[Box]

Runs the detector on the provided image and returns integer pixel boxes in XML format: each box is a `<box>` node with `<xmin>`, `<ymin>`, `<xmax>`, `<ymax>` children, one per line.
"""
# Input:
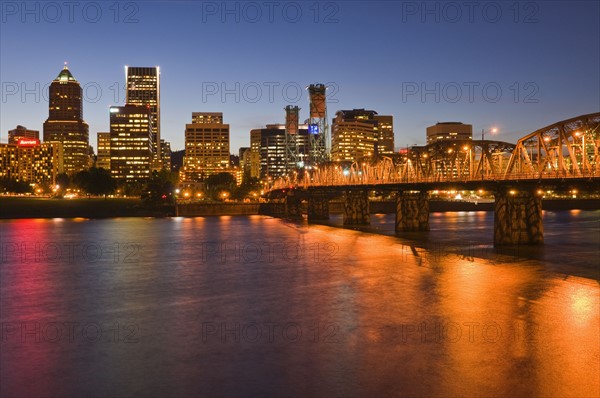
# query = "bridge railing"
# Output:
<box><xmin>270</xmin><ymin>169</ymin><xmax>599</xmax><ymax>191</ymax></box>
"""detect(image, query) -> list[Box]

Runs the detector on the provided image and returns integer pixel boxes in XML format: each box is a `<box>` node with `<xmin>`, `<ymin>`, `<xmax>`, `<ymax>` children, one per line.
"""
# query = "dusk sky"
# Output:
<box><xmin>1</xmin><ymin>1</ymin><xmax>598</xmax><ymax>153</ymax></box>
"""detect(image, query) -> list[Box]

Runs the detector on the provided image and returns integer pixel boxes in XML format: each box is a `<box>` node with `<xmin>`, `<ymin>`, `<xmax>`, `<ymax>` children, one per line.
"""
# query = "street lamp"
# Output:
<box><xmin>481</xmin><ymin>127</ymin><xmax>497</xmax><ymax>143</ymax></box>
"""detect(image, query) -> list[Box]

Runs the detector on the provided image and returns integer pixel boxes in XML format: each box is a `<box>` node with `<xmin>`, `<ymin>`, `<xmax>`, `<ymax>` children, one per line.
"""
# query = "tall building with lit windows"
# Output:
<box><xmin>250</xmin><ymin>124</ymin><xmax>310</xmax><ymax>180</ymax></box>
<box><xmin>125</xmin><ymin>66</ymin><xmax>160</xmax><ymax>167</ymax></box>
<box><xmin>109</xmin><ymin>105</ymin><xmax>153</xmax><ymax>181</ymax></box>
<box><xmin>374</xmin><ymin>115</ymin><xmax>394</xmax><ymax>155</ymax></box>
<box><xmin>426</xmin><ymin>122</ymin><xmax>472</xmax><ymax>144</ymax></box>
<box><xmin>0</xmin><ymin>139</ymin><xmax>63</xmax><ymax>186</ymax></box>
<box><xmin>96</xmin><ymin>132</ymin><xmax>111</xmax><ymax>170</ymax></box>
<box><xmin>331</xmin><ymin>109</ymin><xmax>379</xmax><ymax>162</ymax></box>
<box><xmin>192</xmin><ymin>112</ymin><xmax>223</xmax><ymax>124</ymax></box>
<box><xmin>8</xmin><ymin>125</ymin><xmax>39</xmax><ymax>145</ymax></box>
<box><xmin>160</xmin><ymin>139</ymin><xmax>172</xmax><ymax>171</ymax></box>
<box><xmin>332</xmin><ymin>109</ymin><xmax>395</xmax><ymax>161</ymax></box>
<box><xmin>182</xmin><ymin>112</ymin><xmax>230</xmax><ymax>181</ymax></box>
<box><xmin>249</xmin><ymin>130</ymin><xmax>262</xmax><ymax>179</ymax></box>
<box><xmin>43</xmin><ymin>65</ymin><xmax>89</xmax><ymax>174</ymax></box>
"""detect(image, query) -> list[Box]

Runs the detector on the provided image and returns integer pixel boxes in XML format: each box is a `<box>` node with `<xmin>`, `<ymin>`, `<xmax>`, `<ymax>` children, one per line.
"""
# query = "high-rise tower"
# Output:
<box><xmin>182</xmin><ymin>112</ymin><xmax>230</xmax><ymax>182</ymax></box>
<box><xmin>125</xmin><ymin>66</ymin><xmax>161</xmax><ymax>167</ymax></box>
<box><xmin>307</xmin><ymin>84</ymin><xmax>329</xmax><ymax>165</ymax></box>
<box><xmin>284</xmin><ymin>105</ymin><xmax>300</xmax><ymax>172</ymax></box>
<box><xmin>43</xmin><ymin>64</ymin><xmax>89</xmax><ymax>174</ymax></box>
<box><xmin>109</xmin><ymin>105</ymin><xmax>153</xmax><ymax>181</ymax></box>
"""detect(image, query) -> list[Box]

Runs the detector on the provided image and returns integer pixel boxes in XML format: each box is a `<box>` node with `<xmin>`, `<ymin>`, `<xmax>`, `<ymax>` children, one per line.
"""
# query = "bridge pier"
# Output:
<box><xmin>285</xmin><ymin>192</ymin><xmax>303</xmax><ymax>220</ymax></box>
<box><xmin>343</xmin><ymin>190</ymin><xmax>370</xmax><ymax>225</ymax></box>
<box><xmin>494</xmin><ymin>189</ymin><xmax>543</xmax><ymax>246</ymax></box>
<box><xmin>258</xmin><ymin>200</ymin><xmax>286</xmax><ymax>218</ymax></box>
<box><xmin>395</xmin><ymin>191</ymin><xmax>430</xmax><ymax>232</ymax></box>
<box><xmin>307</xmin><ymin>192</ymin><xmax>329</xmax><ymax>221</ymax></box>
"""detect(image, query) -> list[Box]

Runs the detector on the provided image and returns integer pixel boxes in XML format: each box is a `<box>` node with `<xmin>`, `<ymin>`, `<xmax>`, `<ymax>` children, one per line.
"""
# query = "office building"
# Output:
<box><xmin>249</xmin><ymin>130</ymin><xmax>262</xmax><ymax>179</ymax></box>
<box><xmin>250</xmin><ymin>124</ymin><xmax>310</xmax><ymax>180</ymax></box>
<box><xmin>96</xmin><ymin>132</ymin><xmax>111</xmax><ymax>170</ymax></box>
<box><xmin>8</xmin><ymin>125</ymin><xmax>39</xmax><ymax>145</ymax></box>
<box><xmin>374</xmin><ymin>115</ymin><xmax>394</xmax><ymax>155</ymax></box>
<box><xmin>109</xmin><ymin>105</ymin><xmax>153</xmax><ymax>181</ymax></box>
<box><xmin>331</xmin><ymin>109</ymin><xmax>379</xmax><ymax>162</ymax></box>
<box><xmin>161</xmin><ymin>139</ymin><xmax>172</xmax><ymax>171</ymax></box>
<box><xmin>239</xmin><ymin>147</ymin><xmax>251</xmax><ymax>177</ymax></box>
<box><xmin>426</xmin><ymin>122</ymin><xmax>473</xmax><ymax>144</ymax></box>
<box><xmin>42</xmin><ymin>65</ymin><xmax>89</xmax><ymax>174</ymax></box>
<box><xmin>192</xmin><ymin>112</ymin><xmax>223</xmax><ymax>124</ymax></box>
<box><xmin>182</xmin><ymin>112</ymin><xmax>230</xmax><ymax>182</ymax></box>
<box><xmin>125</xmin><ymin>66</ymin><xmax>161</xmax><ymax>166</ymax></box>
<box><xmin>0</xmin><ymin>139</ymin><xmax>63</xmax><ymax>186</ymax></box>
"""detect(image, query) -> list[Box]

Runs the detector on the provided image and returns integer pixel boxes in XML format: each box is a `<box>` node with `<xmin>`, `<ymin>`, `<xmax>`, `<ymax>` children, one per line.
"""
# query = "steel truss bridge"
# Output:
<box><xmin>270</xmin><ymin>112</ymin><xmax>600</xmax><ymax>191</ymax></box>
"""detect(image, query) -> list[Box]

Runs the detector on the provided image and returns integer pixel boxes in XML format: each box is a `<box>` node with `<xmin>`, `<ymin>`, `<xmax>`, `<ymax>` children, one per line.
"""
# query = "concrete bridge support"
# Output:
<box><xmin>343</xmin><ymin>190</ymin><xmax>370</xmax><ymax>225</ymax></box>
<box><xmin>395</xmin><ymin>192</ymin><xmax>430</xmax><ymax>232</ymax></box>
<box><xmin>258</xmin><ymin>200</ymin><xmax>286</xmax><ymax>218</ymax></box>
<box><xmin>307</xmin><ymin>192</ymin><xmax>330</xmax><ymax>221</ymax></box>
<box><xmin>285</xmin><ymin>192</ymin><xmax>303</xmax><ymax>220</ymax></box>
<box><xmin>494</xmin><ymin>189</ymin><xmax>543</xmax><ymax>246</ymax></box>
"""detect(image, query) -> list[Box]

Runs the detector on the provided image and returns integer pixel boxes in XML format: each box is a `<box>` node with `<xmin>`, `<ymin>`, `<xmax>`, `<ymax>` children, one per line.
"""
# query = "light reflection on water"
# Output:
<box><xmin>0</xmin><ymin>211</ymin><xmax>598</xmax><ymax>397</ymax></box>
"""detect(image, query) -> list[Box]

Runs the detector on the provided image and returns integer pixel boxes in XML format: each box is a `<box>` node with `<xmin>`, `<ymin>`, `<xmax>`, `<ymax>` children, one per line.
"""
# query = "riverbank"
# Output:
<box><xmin>0</xmin><ymin>197</ymin><xmax>175</xmax><ymax>219</ymax></box>
<box><xmin>1</xmin><ymin>197</ymin><xmax>598</xmax><ymax>219</ymax></box>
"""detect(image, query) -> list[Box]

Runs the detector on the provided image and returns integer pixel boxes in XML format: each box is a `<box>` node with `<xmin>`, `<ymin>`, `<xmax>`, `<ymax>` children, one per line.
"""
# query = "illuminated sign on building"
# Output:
<box><xmin>309</xmin><ymin>124</ymin><xmax>319</xmax><ymax>134</ymax></box>
<box><xmin>17</xmin><ymin>138</ymin><xmax>40</xmax><ymax>147</ymax></box>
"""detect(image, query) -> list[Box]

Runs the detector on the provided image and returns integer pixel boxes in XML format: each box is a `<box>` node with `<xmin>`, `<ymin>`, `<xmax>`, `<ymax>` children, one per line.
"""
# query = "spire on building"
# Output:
<box><xmin>54</xmin><ymin>63</ymin><xmax>77</xmax><ymax>82</ymax></box>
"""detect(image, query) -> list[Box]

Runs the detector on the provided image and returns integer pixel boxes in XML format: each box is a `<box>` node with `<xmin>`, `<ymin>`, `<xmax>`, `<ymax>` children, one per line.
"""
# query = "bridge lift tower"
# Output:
<box><xmin>307</xmin><ymin>83</ymin><xmax>329</xmax><ymax>166</ymax></box>
<box><xmin>284</xmin><ymin>105</ymin><xmax>300</xmax><ymax>174</ymax></box>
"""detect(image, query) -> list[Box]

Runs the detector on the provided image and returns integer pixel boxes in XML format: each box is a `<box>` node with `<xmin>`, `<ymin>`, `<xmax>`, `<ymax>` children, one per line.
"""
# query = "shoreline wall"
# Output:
<box><xmin>1</xmin><ymin>198</ymin><xmax>598</xmax><ymax>219</ymax></box>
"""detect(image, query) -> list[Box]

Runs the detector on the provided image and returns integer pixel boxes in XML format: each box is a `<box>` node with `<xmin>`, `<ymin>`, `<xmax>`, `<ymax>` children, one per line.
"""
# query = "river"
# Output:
<box><xmin>1</xmin><ymin>210</ymin><xmax>598</xmax><ymax>397</ymax></box>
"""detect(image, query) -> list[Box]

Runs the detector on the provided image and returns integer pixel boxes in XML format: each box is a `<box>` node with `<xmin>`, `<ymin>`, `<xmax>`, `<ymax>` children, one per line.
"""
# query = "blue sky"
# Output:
<box><xmin>1</xmin><ymin>1</ymin><xmax>598</xmax><ymax>152</ymax></box>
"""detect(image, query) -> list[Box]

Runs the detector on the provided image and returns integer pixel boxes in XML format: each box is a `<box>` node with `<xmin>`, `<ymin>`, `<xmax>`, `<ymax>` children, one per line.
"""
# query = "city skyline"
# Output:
<box><xmin>1</xmin><ymin>1</ymin><xmax>598</xmax><ymax>153</ymax></box>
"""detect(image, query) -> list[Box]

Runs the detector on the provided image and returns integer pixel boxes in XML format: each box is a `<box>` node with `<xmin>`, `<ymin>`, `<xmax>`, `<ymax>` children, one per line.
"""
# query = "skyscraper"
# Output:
<box><xmin>182</xmin><ymin>112</ymin><xmax>230</xmax><ymax>182</ymax></box>
<box><xmin>374</xmin><ymin>115</ymin><xmax>394</xmax><ymax>155</ymax></box>
<box><xmin>43</xmin><ymin>65</ymin><xmax>89</xmax><ymax>174</ymax></box>
<box><xmin>109</xmin><ymin>105</ymin><xmax>153</xmax><ymax>181</ymax></box>
<box><xmin>251</xmin><ymin>124</ymin><xmax>310</xmax><ymax>180</ymax></box>
<box><xmin>331</xmin><ymin>109</ymin><xmax>379</xmax><ymax>162</ymax></box>
<box><xmin>160</xmin><ymin>139</ymin><xmax>172</xmax><ymax>171</ymax></box>
<box><xmin>96</xmin><ymin>132</ymin><xmax>111</xmax><ymax>170</ymax></box>
<box><xmin>331</xmin><ymin>109</ymin><xmax>395</xmax><ymax>161</ymax></box>
<box><xmin>125</xmin><ymin>66</ymin><xmax>161</xmax><ymax>167</ymax></box>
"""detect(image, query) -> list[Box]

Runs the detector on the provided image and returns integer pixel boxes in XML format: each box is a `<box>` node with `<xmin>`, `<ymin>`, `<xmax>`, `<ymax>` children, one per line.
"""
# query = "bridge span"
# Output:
<box><xmin>263</xmin><ymin>113</ymin><xmax>600</xmax><ymax>246</ymax></box>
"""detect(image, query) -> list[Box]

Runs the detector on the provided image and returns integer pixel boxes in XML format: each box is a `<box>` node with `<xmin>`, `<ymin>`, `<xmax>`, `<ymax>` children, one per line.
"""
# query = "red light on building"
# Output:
<box><xmin>17</xmin><ymin>138</ymin><xmax>40</xmax><ymax>147</ymax></box>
